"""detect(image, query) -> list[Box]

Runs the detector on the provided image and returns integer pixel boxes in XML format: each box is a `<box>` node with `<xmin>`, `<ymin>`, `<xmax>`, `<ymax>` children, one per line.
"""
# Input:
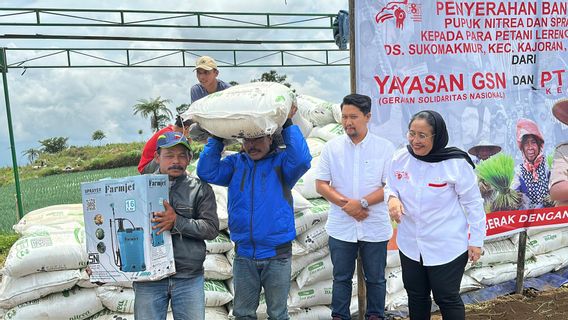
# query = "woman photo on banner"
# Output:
<box><xmin>385</xmin><ymin>110</ymin><xmax>485</xmax><ymax>320</ymax></box>
<box><xmin>512</xmin><ymin>118</ymin><xmax>554</xmax><ymax>209</ymax></box>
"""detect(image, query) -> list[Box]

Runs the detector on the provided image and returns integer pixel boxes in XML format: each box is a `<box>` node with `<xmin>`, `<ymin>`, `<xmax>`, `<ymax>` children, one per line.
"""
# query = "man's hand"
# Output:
<box><xmin>341</xmin><ymin>199</ymin><xmax>369</xmax><ymax>221</ymax></box>
<box><xmin>189</xmin><ymin>123</ymin><xmax>211</xmax><ymax>143</ymax></box>
<box><xmin>152</xmin><ymin>200</ymin><xmax>177</xmax><ymax>235</ymax></box>
<box><xmin>388</xmin><ymin>196</ymin><xmax>404</xmax><ymax>223</ymax></box>
<box><xmin>288</xmin><ymin>103</ymin><xmax>298</xmax><ymax>119</ymax></box>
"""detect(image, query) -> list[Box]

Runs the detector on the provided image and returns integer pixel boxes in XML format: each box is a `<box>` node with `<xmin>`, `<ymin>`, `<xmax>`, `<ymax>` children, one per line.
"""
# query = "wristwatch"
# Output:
<box><xmin>360</xmin><ymin>198</ymin><xmax>369</xmax><ymax>209</ymax></box>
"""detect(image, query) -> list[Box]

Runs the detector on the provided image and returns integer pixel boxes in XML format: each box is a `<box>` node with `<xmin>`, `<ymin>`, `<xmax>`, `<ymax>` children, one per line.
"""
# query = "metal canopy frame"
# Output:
<box><xmin>0</xmin><ymin>8</ymin><xmax>336</xmax><ymax>29</ymax></box>
<box><xmin>0</xmin><ymin>7</ymin><xmax>348</xmax><ymax>220</ymax></box>
<box><xmin>3</xmin><ymin>48</ymin><xmax>348</xmax><ymax>69</ymax></box>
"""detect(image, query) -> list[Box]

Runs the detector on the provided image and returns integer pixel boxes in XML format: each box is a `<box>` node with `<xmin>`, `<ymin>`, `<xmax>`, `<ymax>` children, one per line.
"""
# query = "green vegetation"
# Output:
<box><xmin>132</xmin><ymin>96</ymin><xmax>173</xmax><ymax>133</ymax></box>
<box><xmin>0</xmin><ymin>234</ymin><xmax>19</xmax><ymax>267</ymax></box>
<box><xmin>252</xmin><ymin>70</ymin><xmax>292</xmax><ymax>89</ymax></box>
<box><xmin>91</xmin><ymin>130</ymin><xmax>106</xmax><ymax>144</ymax></box>
<box><xmin>476</xmin><ymin>153</ymin><xmax>522</xmax><ymax>212</ymax></box>
<box><xmin>0</xmin><ymin>142</ymin><xmax>145</xmax><ymax>187</ymax></box>
<box><xmin>39</xmin><ymin>136</ymin><xmax>69</xmax><ymax>153</ymax></box>
<box><xmin>0</xmin><ymin>166</ymin><xmax>139</xmax><ymax>232</ymax></box>
<box><xmin>22</xmin><ymin>148</ymin><xmax>40</xmax><ymax>164</ymax></box>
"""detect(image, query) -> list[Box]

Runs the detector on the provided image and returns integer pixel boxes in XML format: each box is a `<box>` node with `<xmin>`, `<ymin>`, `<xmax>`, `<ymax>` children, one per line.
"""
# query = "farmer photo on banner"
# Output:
<box><xmin>354</xmin><ymin>0</ymin><xmax>568</xmax><ymax>238</ymax></box>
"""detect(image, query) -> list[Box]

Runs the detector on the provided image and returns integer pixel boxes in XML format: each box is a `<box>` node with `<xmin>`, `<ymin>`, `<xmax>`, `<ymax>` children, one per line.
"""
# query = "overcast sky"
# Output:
<box><xmin>0</xmin><ymin>0</ymin><xmax>349</xmax><ymax>168</ymax></box>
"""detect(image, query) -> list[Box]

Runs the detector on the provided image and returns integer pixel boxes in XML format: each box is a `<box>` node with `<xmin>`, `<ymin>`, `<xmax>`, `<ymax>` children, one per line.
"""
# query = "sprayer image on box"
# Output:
<box><xmin>150</xmin><ymin>200</ymin><xmax>165</xmax><ymax>247</ymax></box>
<box><xmin>109</xmin><ymin>203</ymin><xmax>146</xmax><ymax>272</ymax></box>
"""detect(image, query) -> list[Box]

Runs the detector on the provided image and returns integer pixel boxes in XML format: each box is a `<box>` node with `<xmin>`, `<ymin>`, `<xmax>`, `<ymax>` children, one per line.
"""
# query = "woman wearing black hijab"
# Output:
<box><xmin>384</xmin><ymin>110</ymin><xmax>485</xmax><ymax>320</ymax></box>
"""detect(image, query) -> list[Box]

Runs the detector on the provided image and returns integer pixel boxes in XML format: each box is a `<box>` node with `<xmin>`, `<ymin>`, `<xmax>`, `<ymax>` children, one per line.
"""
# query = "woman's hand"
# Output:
<box><xmin>388</xmin><ymin>196</ymin><xmax>404</xmax><ymax>223</ymax></box>
<box><xmin>468</xmin><ymin>246</ymin><xmax>482</xmax><ymax>264</ymax></box>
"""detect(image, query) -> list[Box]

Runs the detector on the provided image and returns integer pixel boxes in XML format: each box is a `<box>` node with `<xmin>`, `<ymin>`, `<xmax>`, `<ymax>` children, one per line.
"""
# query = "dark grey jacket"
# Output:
<box><xmin>169</xmin><ymin>174</ymin><xmax>219</xmax><ymax>278</ymax></box>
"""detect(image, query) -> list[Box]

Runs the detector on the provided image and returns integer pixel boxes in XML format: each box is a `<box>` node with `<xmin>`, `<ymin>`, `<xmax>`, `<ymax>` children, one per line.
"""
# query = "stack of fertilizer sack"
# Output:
<box><xmin>1</xmin><ymin>205</ymin><xmax>104</xmax><ymax>320</ymax></box>
<box><xmin>4</xmin><ymin>81</ymin><xmax>567</xmax><ymax>319</ymax></box>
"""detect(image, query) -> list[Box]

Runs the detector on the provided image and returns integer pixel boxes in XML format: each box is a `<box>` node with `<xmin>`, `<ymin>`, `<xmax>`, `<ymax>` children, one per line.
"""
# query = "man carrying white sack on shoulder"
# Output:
<box><xmin>197</xmin><ymin>103</ymin><xmax>311</xmax><ymax>320</ymax></box>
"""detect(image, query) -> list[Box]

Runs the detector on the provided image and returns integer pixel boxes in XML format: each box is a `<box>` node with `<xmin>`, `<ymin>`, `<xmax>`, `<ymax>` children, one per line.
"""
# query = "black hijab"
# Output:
<box><xmin>406</xmin><ymin>110</ymin><xmax>475</xmax><ymax>168</ymax></box>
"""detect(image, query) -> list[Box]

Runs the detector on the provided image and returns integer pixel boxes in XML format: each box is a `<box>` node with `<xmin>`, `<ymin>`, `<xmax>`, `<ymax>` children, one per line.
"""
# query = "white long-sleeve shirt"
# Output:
<box><xmin>384</xmin><ymin>148</ymin><xmax>486</xmax><ymax>266</ymax></box>
<box><xmin>316</xmin><ymin>133</ymin><xmax>395</xmax><ymax>243</ymax></box>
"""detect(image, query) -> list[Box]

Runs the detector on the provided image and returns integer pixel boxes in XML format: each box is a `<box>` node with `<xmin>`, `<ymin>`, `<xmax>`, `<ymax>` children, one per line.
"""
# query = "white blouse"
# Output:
<box><xmin>385</xmin><ymin>148</ymin><xmax>486</xmax><ymax>266</ymax></box>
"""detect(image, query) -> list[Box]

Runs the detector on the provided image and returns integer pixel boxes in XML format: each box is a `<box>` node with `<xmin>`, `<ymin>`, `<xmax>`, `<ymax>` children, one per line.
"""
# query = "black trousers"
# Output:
<box><xmin>399</xmin><ymin>251</ymin><xmax>468</xmax><ymax>320</ymax></box>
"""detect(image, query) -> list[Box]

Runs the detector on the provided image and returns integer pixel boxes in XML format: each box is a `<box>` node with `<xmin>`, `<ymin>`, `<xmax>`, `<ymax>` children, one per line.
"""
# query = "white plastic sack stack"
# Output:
<box><xmin>95</xmin><ymin>286</ymin><xmax>135</xmax><ymax>314</ymax></box>
<box><xmin>460</xmin><ymin>274</ymin><xmax>483</xmax><ymax>293</ymax></box>
<box><xmin>292</xmin><ymin>112</ymin><xmax>314</xmax><ymax>138</ymax></box>
<box><xmin>13</xmin><ymin>204</ymin><xmax>84</xmax><ymax>235</ymax></box>
<box><xmin>332</xmin><ymin>103</ymin><xmax>342</xmax><ymax>124</ymax></box>
<box><xmin>294</xmin><ymin>208</ymin><xmax>328</xmax><ymax>237</ymax></box>
<box><xmin>296</xmin><ymin>94</ymin><xmax>337</xmax><ymax>127</ymax></box>
<box><xmin>204</xmin><ymin>280</ymin><xmax>233</xmax><ymax>307</ymax></box>
<box><xmin>87</xmin><ymin>309</ymin><xmax>135</xmax><ymax>320</ymax></box>
<box><xmin>466</xmin><ymin>262</ymin><xmax>517</xmax><ymax>286</ymax></box>
<box><xmin>4</xmin><ymin>287</ymin><xmax>103</xmax><ymax>320</ymax></box>
<box><xmin>84</xmin><ymin>308</ymin><xmax>221</xmax><ymax>320</ymax></box>
<box><xmin>385</xmin><ymin>266</ymin><xmax>404</xmax><ymax>295</ymax></box>
<box><xmin>292</xmin><ymin>190</ymin><xmax>313</xmax><ymax>212</ymax></box>
<box><xmin>0</xmin><ymin>269</ymin><xmax>83</xmax><ymax>309</ymax></box>
<box><xmin>204</xmin><ymin>254</ymin><xmax>233</xmax><ymax>280</ymax></box>
<box><xmin>290</xmin><ymin>305</ymin><xmax>331</xmax><ymax>320</ymax></box>
<box><xmin>289</xmin><ymin>277</ymin><xmax>357</xmax><ymax>309</ymax></box>
<box><xmin>206</xmin><ymin>231</ymin><xmax>233</xmax><ymax>254</ymax></box>
<box><xmin>474</xmin><ymin>238</ymin><xmax>534</xmax><ymax>267</ymax></box>
<box><xmin>225</xmin><ymin>247</ymin><xmax>235</xmax><ymax>266</ymax></box>
<box><xmin>308</xmin><ymin>123</ymin><xmax>344</xmax><ymax>142</ymax></box>
<box><xmin>386</xmin><ymin>290</ymin><xmax>408</xmax><ymax>310</ymax></box>
<box><xmin>3</xmin><ymin>228</ymin><xmax>88</xmax><ymax>277</ymax></box>
<box><xmin>211</xmin><ymin>185</ymin><xmax>229</xmax><ymax>230</ymax></box>
<box><xmin>386</xmin><ymin>250</ymin><xmax>401</xmax><ymax>268</ymax></box>
<box><xmin>183</xmin><ymin>82</ymin><xmax>295</xmax><ymax>139</ymax></box>
<box><xmin>292</xmin><ymin>240</ymin><xmax>309</xmax><ymax>256</ymax></box>
<box><xmin>205</xmin><ymin>306</ymin><xmax>230</xmax><ymax>319</ymax></box>
<box><xmin>296</xmin><ymin>224</ymin><xmax>328</xmax><ymax>253</ymax></box>
<box><xmin>294</xmin><ymin>156</ymin><xmax>321</xmax><ymax>199</ymax></box>
<box><xmin>527</xmin><ymin>227</ymin><xmax>568</xmax><ymax>255</ymax></box>
<box><xmin>308</xmin><ymin>198</ymin><xmax>330</xmax><ymax>215</ymax></box>
<box><xmin>296</xmin><ymin>254</ymin><xmax>333</xmax><ymax>289</ymax></box>
<box><xmin>292</xmin><ymin>247</ymin><xmax>330</xmax><ymax>280</ymax></box>
<box><xmin>551</xmin><ymin>247</ymin><xmax>568</xmax><ymax>270</ymax></box>
<box><xmin>524</xmin><ymin>254</ymin><xmax>562</xmax><ymax>278</ymax></box>
<box><xmin>305</xmin><ymin>137</ymin><xmax>326</xmax><ymax>158</ymax></box>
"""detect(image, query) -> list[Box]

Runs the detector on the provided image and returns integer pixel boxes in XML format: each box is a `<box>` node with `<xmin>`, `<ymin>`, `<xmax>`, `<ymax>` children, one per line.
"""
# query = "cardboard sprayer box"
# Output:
<box><xmin>81</xmin><ymin>174</ymin><xmax>176</xmax><ymax>282</ymax></box>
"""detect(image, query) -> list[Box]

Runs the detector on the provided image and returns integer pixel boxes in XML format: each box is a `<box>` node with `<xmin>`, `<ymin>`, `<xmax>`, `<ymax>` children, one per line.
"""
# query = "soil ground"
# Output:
<box><xmin>419</xmin><ymin>286</ymin><xmax>568</xmax><ymax>320</ymax></box>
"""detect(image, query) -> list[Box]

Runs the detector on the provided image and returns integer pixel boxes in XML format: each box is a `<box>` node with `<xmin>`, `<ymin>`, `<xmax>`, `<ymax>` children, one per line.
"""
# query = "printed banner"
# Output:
<box><xmin>355</xmin><ymin>0</ymin><xmax>568</xmax><ymax>236</ymax></box>
<box><xmin>486</xmin><ymin>205</ymin><xmax>568</xmax><ymax>239</ymax></box>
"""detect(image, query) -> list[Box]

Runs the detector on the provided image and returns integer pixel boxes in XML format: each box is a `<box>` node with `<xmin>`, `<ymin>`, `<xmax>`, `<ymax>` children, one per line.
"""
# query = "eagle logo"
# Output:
<box><xmin>375</xmin><ymin>0</ymin><xmax>409</xmax><ymax>29</ymax></box>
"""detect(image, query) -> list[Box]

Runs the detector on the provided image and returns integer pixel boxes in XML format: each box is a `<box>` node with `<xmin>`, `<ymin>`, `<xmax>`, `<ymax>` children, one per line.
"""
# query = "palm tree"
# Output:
<box><xmin>22</xmin><ymin>148</ymin><xmax>40</xmax><ymax>164</ymax></box>
<box><xmin>91</xmin><ymin>130</ymin><xmax>106</xmax><ymax>145</ymax></box>
<box><xmin>132</xmin><ymin>97</ymin><xmax>173</xmax><ymax>132</ymax></box>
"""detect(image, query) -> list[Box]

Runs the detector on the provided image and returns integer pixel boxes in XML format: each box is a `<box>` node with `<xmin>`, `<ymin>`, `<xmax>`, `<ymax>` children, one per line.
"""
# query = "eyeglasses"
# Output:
<box><xmin>406</xmin><ymin>131</ymin><xmax>435</xmax><ymax>141</ymax></box>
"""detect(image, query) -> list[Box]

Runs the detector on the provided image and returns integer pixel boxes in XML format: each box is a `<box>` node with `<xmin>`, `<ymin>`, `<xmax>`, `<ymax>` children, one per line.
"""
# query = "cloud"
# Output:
<box><xmin>0</xmin><ymin>0</ymin><xmax>349</xmax><ymax>167</ymax></box>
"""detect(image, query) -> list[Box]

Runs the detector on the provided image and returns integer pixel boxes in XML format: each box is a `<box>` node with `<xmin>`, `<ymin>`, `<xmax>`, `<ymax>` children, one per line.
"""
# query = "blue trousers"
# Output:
<box><xmin>328</xmin><ymin>236</ymin><xmax>388</xmax><ymax>320</ymax></box>
<box><xmin>232</xmin><ymin>255</ymin><xmax>291</xmax><ymax>320</ymax></box>
<box><xmin>133</xmin><ymin>275</ymin><xmax>205</xmax><ymax>320</ymax></box>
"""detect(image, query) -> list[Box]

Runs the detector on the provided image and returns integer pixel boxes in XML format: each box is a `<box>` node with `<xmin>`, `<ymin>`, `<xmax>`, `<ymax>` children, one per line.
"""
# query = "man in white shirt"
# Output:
<box><xmin>315</xmin><ymin>94</ymin><xmax>395</xmax><ymax>320</ymax></box>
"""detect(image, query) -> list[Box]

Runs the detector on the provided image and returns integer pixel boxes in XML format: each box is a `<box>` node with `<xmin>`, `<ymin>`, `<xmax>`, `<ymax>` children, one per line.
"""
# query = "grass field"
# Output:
<box><xmin>0</xmin><ymin>166</ymin><xmax>138</xmax><ymax>233</ymax></box>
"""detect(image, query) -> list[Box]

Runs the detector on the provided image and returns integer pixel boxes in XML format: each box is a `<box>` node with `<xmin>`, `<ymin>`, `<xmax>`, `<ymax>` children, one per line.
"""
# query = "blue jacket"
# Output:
<box><xmin>197</xmin><ymin>124</ymin><xmax>311</xmax><ymax>259</ymax></box>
